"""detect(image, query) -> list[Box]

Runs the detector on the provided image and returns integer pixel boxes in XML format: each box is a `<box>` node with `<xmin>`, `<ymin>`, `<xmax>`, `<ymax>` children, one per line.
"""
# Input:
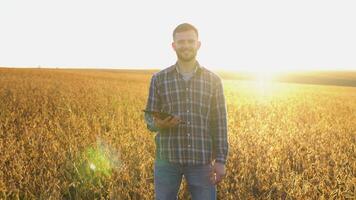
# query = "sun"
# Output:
<box><xmin>244</xmin><ymin>67</ymin><xmax>285</xmax><ymax>83</ymax></box>
<box><xmin>217</xmin><ymin>66</ymin><xmax>293</xmax><ymax>95</ymax></box>
<box><xmin>219</xmin><ymin>65</ymin><xmax>288</xmax><ymax>81</ymax></box>
<box><xmin>243</xmin><ymin>68</ymin><xmax>287</xmax><ymax>96</ymax></box>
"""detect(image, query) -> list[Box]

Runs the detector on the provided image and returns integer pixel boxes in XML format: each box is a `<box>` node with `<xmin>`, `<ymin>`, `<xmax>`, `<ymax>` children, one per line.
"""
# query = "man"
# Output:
<box><xmin>144</xmin><ymin>23</ymin><xmax>228</xmax><ymax>200</ymax></box>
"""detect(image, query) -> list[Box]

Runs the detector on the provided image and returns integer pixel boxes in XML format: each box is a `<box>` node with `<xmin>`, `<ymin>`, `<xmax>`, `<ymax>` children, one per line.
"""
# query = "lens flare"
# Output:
<box><xmin>76</xmin><ymin>136</ymin><xmax>123</xmax><ymax>182</ymax></box>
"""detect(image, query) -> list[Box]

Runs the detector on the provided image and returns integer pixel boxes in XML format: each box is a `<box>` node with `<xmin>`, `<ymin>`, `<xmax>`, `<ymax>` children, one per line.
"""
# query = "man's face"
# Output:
<box><xmin>172</xmin><ymin>30</ymin><xmax>201</xmax><ymax>62</ymax></box>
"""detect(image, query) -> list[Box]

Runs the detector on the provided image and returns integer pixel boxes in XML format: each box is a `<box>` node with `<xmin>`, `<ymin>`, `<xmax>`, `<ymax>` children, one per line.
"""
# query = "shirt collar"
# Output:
<box><xmin>174</xmin><ymin>60</ymin><xmax>202</xmax><ymax>75</ymax></box>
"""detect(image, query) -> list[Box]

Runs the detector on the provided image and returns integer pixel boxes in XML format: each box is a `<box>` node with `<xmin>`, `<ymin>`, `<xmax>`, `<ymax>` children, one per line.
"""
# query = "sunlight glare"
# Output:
<box><xmin>89</xmin><ymin>163</ymin><xmax>96</xmax><ymax>171</ymax></box>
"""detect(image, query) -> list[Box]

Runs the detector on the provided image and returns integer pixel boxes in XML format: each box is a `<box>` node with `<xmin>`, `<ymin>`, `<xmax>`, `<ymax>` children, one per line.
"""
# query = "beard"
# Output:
<box><xmin>175</xmin><ymin>49</ymin><xmax>197</xmax><ymax>62</ymax></box>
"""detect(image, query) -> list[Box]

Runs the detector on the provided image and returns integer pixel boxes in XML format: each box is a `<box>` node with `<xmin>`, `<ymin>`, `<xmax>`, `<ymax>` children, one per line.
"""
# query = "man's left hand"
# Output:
<box><xmin>210</xmin><ymin>162</ymin><xmax>226</xmax><ymax>185</ymax></box>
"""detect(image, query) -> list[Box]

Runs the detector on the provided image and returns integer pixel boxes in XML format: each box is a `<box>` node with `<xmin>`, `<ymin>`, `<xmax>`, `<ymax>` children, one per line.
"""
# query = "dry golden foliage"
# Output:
<box><xmin>0</xmin><ymin>68</ymin><xmax>355</xmax><ymax>199</ymax></box>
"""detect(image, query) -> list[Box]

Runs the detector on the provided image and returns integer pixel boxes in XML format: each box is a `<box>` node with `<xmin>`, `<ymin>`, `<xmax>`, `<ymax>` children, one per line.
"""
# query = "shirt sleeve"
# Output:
<box><xmin>210</xmin><ymin>77</ymin><xmax>229</xmax><ymax>164</ymax></box>
<box><xmin>144</xmin><ymin>74</ymin><xmax>161</xmax><ymax>132</ymax></box>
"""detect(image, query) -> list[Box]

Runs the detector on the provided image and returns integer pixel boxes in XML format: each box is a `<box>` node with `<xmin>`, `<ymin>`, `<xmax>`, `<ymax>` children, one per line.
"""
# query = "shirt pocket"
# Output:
<box><xmin>193</xmin><ymin>82</ymin><xmax>213</xmax><ymax>117</ymax></box>
<box><xmin>159</xmin><ymin>79</ymin><xmax>179</xmax><ymax>114</ymax></box>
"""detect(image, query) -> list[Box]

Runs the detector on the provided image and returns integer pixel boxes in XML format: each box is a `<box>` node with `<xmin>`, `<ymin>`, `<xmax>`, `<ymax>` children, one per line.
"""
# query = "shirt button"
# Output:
<box><xmin>187</xmin><ymin>121</ymin><xmax>190</xmax><ymax>125</ymax></box>
<box><xmin>187</xmin><ymin>133</ymin><xmax>190</xmax><ymax>136</ymax></box>
<box><xmin>187</xmin><ymin>110</ymin><xmax>190</xmax><ymax>113</ymax></box>
<box><xmin>186</xmin><ymin>88</ymin><xmax>189</xmax><ymax>91</ymax></box>
<box><xmin>188</xmin><ymin>145</ymin><xmax>191</xmax><ymax>147</ymax></box>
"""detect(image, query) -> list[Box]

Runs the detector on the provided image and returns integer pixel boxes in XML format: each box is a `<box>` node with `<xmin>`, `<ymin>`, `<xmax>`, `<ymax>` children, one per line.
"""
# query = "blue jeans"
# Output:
<box><xmin>154</xmin><ymin>158</ymin><xmax>216</xmax><ymax>200</ymax></box>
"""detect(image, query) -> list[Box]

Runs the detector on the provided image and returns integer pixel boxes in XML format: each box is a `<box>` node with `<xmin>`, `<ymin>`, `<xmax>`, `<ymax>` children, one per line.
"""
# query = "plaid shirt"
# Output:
<box><xmin>144</xmin><ymin>61</ymin><xmax>228</xmax><ymax>165</ymax></box>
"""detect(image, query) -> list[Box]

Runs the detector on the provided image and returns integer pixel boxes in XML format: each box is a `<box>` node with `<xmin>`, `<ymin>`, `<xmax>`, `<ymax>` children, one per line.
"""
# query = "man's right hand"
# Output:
<box><xmin>153</xmin><ymin>114</ymin><xmax>181</xmax><ymax>129</ymax></box>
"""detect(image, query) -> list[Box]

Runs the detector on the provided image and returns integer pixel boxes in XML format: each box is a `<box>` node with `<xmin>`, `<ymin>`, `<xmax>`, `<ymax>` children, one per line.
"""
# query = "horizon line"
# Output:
<box><xmin>1</xmin><ymin>65</ymin><xmax>355</xmax><ymax>73</ymax></box>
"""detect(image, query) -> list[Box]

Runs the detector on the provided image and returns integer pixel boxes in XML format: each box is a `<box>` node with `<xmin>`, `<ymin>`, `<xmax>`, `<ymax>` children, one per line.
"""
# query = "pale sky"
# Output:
<box><xmin>1</xmin><ymin>0</ymin><xmax>355</xmax><ymax>72</ymax></box>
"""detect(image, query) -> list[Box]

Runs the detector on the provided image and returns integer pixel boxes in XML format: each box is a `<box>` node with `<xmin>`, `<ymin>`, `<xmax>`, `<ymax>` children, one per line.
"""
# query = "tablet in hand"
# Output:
<box><xmin>142</xmin><ymin>110</ymin><xmax>174</xmax><ymax>120</ymax></box>
<box><xmin>142</xmin><ymin>110</ymin><xmax>185</xmax><ymax>124</ymax></box>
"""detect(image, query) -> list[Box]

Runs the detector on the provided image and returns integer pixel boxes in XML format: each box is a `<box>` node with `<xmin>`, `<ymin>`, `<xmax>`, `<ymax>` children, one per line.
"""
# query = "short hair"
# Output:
<box><xmin>173</xmin><ymin>23</ymin><xmax>199</xmax><ymax>40</ymax></box>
